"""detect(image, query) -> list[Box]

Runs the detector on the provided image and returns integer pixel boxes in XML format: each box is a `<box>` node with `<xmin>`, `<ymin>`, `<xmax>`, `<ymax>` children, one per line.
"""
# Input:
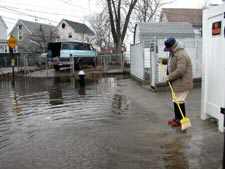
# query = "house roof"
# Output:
<box><xmin>161</xmin><ymin>8</ymin><xmax>202</xmax><ymax>27</ymax></box>
<box><xmin>19</xmin><ymin>19</ymin><xmax>56</xmax><ymax>33</ymax></box>
<box><xmin>136</xmin><ymin>22</ymin><xmax>194</xmax><ymax>36</ymax></box>
<box><xmin>0</xmin><ymin>16</ymin><xmax>8</xmax><ymax>29</ymax></box>
<box><xmin>63</xmin><ymin>19</ymin><xmax>95</xmax><ymax>36</ymax></box>
<box><xmin>134</xmin><ymin>22</ymin><xmax>194</xmax><ymax>43</ymax></box>
<box><xmin>9</xmin><ymin>19</ymin><xmax>57</xmax><ymax>41</ymax></box>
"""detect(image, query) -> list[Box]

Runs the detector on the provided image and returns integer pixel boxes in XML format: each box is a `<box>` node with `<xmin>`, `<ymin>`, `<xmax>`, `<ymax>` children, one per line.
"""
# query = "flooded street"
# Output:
<box><xmin>0</xmin><ymin>76</ymin><xmax>223</xmax><ymax>169</ymax></box>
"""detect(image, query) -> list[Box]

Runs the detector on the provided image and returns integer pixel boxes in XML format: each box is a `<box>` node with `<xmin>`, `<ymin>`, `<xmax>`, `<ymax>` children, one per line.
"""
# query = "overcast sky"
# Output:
<box><xmin>0</xmin><ymin>0</ymin><xmax>222</xmax><ymax>33</ymax></box>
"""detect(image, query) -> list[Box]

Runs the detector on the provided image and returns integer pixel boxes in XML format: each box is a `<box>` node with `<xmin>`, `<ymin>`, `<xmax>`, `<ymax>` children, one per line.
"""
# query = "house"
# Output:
<box><xmin>57</xmin><ymin>19</ymin><xmax>95</xmax><ymax>42</ymax></box>
<box><xmin>10</xmin><ymin>19</ymin><xmax>57</xmax><ymax>53</ymax></box>
<box><xmin>160</xmin><ymin>8</ymin><xmax>202</xmax><ymax>37</ymax></box>
<box><xmin>0</xmin><ymin>16</ymin><xmax>8</xmax><ymax>53</ymax></box>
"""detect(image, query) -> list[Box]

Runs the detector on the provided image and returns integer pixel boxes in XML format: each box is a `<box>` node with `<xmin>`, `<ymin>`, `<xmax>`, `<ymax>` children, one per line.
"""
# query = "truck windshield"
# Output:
<box><xmin>62</xmin><ymin>42</ymin><xmax>91</xmax><ymax>50</ymax></box>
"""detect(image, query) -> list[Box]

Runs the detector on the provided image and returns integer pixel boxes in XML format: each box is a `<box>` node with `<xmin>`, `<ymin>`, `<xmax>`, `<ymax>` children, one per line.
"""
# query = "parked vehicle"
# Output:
<box><xmin>47</xmin><ymin>41</ymin><xmax>97</xmax><ymax>71</ymax></box>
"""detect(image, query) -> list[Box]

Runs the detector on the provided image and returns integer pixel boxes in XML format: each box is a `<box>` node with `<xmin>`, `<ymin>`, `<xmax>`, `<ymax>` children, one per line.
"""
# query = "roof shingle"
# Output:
<box><xmin>20</xmin><ymin>20</ymin><xmax>56</xmax><ymax>34</ymax></box>
<box><xmin>64</xmin><ymin>19</ymin><xmax>95</xmax><ymax>36</ymax></box>
<box><xmin>137</xmin><ymin>22</ymin><xmax>194</xmax><ymax>36</ymax></box>
<box><xmin>0</xmin><ymin>16</ymin><xmax>8</xmax><ymax>29</ymax></box>
<box><xmin>161</xmin><ymin>8</ymin><xmax>202</xmax><ymax>27</ymax></box>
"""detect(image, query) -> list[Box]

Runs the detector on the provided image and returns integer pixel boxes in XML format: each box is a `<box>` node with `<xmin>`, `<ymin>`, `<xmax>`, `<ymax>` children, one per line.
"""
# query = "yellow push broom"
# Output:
<box><xmin>168</xmin><ymin>81</ymin><xmax>191</xmax><ymax>130</ymax></box>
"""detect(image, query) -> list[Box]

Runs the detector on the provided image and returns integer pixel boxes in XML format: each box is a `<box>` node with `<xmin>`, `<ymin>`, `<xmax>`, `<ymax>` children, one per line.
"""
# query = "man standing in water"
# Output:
<box><xmin>164</xmin><ymin>37</ymin><xmax>193</xmax><ymax>127</ymax></box>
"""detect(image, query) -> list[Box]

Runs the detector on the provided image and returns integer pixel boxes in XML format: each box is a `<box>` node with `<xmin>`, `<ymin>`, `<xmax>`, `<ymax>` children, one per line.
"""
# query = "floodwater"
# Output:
<box><xmin>0</xmin><ymin>76</ymin><xmax>223</xmax><ymax>169</ymax></box>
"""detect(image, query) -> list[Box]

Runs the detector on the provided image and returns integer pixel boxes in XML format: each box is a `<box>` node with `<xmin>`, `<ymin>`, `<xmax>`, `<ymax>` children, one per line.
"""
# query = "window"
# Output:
<box><xmin>5</xmin><ymin>46</ymin><xmax>7</xmax><ymax>53</ymax></box>
<box><xmin>62</xmin><ymin>23</ymin><xmax>66</xmax><ymax>29</ymax></box>
<box><xmin>18</xmin><ymin>24</ymin><xmax>22</xmax><ymax>29</ymax></box>
<box><xmin>68</xmin><ymin>33</ymin><xmax>72</xmax><ymax>38</ymax></box>
<box><xmin>62</xmin><ymin>43</ymin><xmax>73</xmax><ymax>50</ymax></box>
<box><xmin>18</xmin><ymin>25</ymin><xmax>23</xmax><ymax>41</ymax></box>
<box><xmin>62</xmin><ymin>42</ymin><xmax>91</xmax><ymax>50</ymax></box>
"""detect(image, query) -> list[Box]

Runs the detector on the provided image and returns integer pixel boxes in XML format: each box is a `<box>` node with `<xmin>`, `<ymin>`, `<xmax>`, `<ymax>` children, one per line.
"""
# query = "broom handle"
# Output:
<box><xmin>168</xmin><ymin>81</ymin><xmax>185</xmax><ymax>119</ymax></box>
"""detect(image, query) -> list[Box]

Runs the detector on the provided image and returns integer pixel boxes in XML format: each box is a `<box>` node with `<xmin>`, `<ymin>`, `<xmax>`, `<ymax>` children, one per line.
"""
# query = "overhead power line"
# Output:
<box><xmin>58</xmin><ymin>0</ymin><xmax>88</xmax><ymax>10</ymax></box>
<box><xmin>0</xmin><ymin>3</ymin><xmax>85</xmax><ymax>19</ymax></box>
<box><xmin>0</xmin><ymin>5</ymin><xmax>58</xmax><ymax>23</ymax></box>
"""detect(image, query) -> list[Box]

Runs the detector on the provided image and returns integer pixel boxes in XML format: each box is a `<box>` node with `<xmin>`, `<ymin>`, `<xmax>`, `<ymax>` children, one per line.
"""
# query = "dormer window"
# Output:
<box><xmin>18</xmin><ymin>24</ymin><xmax>23</xmax><ymax>41</ymax></box>
<box><xmin>62</xmin><ymin>23</ymin><xmax>66</xmax><ymax>29</ymax></box>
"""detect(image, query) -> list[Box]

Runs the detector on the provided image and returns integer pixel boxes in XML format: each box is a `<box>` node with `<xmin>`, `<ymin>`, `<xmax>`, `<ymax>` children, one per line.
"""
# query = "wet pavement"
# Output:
<box><xmin>0</xmin><ymin>76</ymin><xmax>223</xmax><ymax>169</ymax></box>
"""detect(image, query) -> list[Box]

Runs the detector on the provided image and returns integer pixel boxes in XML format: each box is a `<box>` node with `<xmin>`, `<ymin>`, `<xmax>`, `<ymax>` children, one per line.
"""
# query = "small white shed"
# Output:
<box><xmin>201</xmin><ymin>4</ymin><xmax>225</xmax><ymax>132</ymax></box>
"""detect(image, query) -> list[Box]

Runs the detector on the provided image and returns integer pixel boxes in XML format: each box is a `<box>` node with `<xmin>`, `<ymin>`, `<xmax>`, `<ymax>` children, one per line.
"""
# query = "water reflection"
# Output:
<box><xmin>163</xmin><ymin>137</ymin><xmax>190</xmax><ymax>169</ymax></box>
<box><xmin>112</xmin><ymin>94</ymin><xmax>129</xmax><ymax>114</ymax></box>
<box><xmin>78</xmin><ymin>86</ymin><xmax>86</xmax><ymax>96</ymax></box>
<box><xmin>0</xmin><ymin>76</ymin><xmax>135</xmax><ymax>169</ymax></box>
<box><xmin>12</xmin><ymin>90</ymin><xmax>22</xmax><ymax>114</ymax></box>
<box><xmin>48</xmin><ymin>77</ymin><xmax>63</xmax><ymax>105</ymax></box>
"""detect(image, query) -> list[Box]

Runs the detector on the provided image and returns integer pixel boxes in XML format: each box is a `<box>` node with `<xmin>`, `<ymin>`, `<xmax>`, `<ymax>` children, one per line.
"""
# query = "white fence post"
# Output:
<box><xmin>130</xmin><ymin>43</ymin><xmax>144</xmax><ymax>80</ymax></box>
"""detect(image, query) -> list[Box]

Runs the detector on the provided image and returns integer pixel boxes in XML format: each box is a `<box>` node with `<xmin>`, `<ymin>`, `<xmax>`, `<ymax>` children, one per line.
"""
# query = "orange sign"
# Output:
<box><xmin>212</xmin><ymin>21</ymin><xmax>221</xmax><ymax>36</ymax></box>
<box><xmin>8</xmin><ymin>35</ymin><xmax>17</xmax><ymax>49</ymax></box>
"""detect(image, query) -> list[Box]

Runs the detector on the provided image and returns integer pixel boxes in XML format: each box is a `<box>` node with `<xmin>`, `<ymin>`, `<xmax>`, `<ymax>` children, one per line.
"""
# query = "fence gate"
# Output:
<box><xmin>130</xmin><ymin>43</ymin><xmax>144</xmax><ymax>80</ymax></box>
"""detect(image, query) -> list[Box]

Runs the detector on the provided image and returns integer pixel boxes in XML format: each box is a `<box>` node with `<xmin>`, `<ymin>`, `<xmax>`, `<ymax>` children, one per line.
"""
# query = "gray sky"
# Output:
<box><xmin>0</xmin><ymin>0</ymin><xmax>222</xmax><ymax>33</ymax></box>
<box><xmin>0</xmin><ymin>0</ymin><xmax>103</xmax><ymax>32</ymax></box>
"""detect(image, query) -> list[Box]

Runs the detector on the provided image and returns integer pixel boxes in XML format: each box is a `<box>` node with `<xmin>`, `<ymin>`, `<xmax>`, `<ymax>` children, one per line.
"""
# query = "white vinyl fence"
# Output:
<box><xmin>130</xmin><ymin>43</ymin><xmax>144</xmax><ymax>80</ymax></box>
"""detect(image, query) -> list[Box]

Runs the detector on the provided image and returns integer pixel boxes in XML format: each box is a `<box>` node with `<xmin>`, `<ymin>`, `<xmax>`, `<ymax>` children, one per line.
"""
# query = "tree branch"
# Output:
<box><xmin>121</xmin><ymin>0</ymin><xmax>138</xmax><ymax>42</ymax></box>
<box><xmin>106</xmin><ymin>0</ymin><xmax>117</xmax><ymax>43</ymax></box>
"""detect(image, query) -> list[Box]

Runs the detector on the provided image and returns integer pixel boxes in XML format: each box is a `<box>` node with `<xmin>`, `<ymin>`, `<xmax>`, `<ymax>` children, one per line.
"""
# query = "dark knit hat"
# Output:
<box><xmin>164</xmin><ymin>37</ymin><xmax>176</xmax><ymax>51</ymax></box>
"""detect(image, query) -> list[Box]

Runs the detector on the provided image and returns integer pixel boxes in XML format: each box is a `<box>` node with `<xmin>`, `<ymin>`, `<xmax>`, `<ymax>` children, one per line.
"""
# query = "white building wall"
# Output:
<box><xmin>57</xmin><ymin>21</ymin><xmax>92</xmax><ymax>42</ymax></box>
<box><xmin>201</xmin><ymin>4</ymin><xmax>225</xmax><ymax>132</ymax></box>
<box><xmin>0</xmin><ymin>18</ymin><xmax>8</xmax><ymax>53</ymax></box>
<box><xmin>130</xmin><ymin>43</ymin><xmax>145</xmax><ymax>80</ymax></box>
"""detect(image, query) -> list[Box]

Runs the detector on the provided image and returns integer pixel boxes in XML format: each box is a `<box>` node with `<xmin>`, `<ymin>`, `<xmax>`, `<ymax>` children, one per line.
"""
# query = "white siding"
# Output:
<box><xmin>130</xmin><ymin>43</ymin><xmax>145</xmax><ymax>80</ymax></box>
<box><xmin>58</xmin><ymin>21</ymin><xmax>78</xmax><ymax>41</ymax></box>
<box><xmin>57</xmin><ymin>21</ymin><xmax>92</xmax><ymax>42</ymax></box>
<box><xmin>0</xmin><ymin>18</ymin><xmax>8</xmax><ymax>53</ymax></box>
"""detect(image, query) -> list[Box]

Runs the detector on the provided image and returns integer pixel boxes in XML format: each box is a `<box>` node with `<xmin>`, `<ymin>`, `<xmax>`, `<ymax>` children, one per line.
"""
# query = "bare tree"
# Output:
<box><xmin>133</xmin><ymin>0</ymin><xmax>160</xmax><ymax>23</ymax></box>
<box><xmin>29</xmin><ymin>25</ymin><xmax>57</xmax><ymax>53</ymax></box>
<box><xmin>88</xmin><ymin>10</ymin><xmax>112</xmax><ymax>48</ymax></box>
<box><xmin>106</xmin><ymin>0</ymin><xmax>138</xmax><ymax>52</ymax></box>
<box><xmin>123</xmin><ymin>0</ymin><xmax>175</xmax><ymax>34</ymax></box>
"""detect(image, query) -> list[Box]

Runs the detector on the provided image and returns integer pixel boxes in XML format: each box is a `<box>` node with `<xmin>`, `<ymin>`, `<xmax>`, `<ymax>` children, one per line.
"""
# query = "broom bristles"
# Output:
<box><xmin>181</xmin><ymin>118</ymin><xmax>192</xmax><ymax>130</ymax></box>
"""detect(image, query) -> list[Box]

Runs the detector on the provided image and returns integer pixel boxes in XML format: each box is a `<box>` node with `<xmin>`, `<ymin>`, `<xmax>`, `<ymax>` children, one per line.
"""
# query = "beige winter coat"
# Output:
<box><xmin>168</xmin><ymin>44</ymin><xmax>193</xmax><ymax>93</ymax></box>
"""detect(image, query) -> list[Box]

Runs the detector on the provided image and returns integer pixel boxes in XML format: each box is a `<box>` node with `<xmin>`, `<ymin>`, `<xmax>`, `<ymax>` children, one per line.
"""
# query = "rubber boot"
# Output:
<box><xmin>168</xmin><ymin>102</ymin><xmax>179</xmax><ymax>125</ymax></box>
<box><xmin>170</xmin><ymin>102</ymin><xmax>182</xmax><ymax>127</ymax></box>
